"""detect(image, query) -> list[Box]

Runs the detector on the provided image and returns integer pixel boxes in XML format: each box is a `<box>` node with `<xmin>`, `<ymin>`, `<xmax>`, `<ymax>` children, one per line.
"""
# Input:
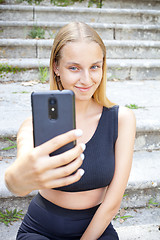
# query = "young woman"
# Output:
<box><xmin>5</xmin><ymin>22</ymin><xmax>136</xmax><ymax>239</ymax></box>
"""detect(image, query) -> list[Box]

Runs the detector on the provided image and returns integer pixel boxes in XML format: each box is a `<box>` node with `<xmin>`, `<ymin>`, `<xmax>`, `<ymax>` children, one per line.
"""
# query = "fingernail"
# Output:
<box><xmin>79</xmin><ymin>169</ymin><xmax>85</xmax><ymax>176</ymax></box>
<box><xmin>80</xmin><ymin>153</ymin><xmax>85</xmax><ymax>160</ymax></box>
<box><xmin>80</xmin><ymin>143</ymin><xmax>86</xmax><ymax>151</ymax></box>
<box><xmin>75</xmin><ymin>129</ymin><xmax>83</xmax><ymax>137</ymax></box>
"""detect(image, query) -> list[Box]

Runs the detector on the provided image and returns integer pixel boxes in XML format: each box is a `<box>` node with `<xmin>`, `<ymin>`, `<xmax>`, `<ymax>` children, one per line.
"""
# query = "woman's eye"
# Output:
<box><xmin>91</xmin><ymin>65</ymin><xmax>99</xmax><ymax>70</ymax></box>
<box><xmin>69</xmin><ymin>66</ymin><xmax>78</xmax><ymax>71</ymax></box>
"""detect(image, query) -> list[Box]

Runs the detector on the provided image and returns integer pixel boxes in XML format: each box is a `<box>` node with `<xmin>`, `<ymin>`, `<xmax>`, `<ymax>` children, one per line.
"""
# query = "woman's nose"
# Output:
<box><xmin>81</xmin><ymin>70</ymin><xmax>91</xmax><ymax>84</ymax></box>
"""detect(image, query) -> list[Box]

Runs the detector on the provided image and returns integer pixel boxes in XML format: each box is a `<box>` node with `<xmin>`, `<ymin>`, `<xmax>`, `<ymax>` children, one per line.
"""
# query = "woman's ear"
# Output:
<box><xmin>53</xmin><ymin>62</ymin><xmax>60</xmax><ymax>76</ymax></box>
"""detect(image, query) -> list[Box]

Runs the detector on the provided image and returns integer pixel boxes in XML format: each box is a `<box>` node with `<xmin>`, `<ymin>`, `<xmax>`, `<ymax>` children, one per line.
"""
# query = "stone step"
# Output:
<box><xmin>116</xmin><ymin>224</ymin><xmax>160</xmax><ymax>240</ymax></box>
<box><xmin>0</xmin><ymin>58</ymin><xmax>160</xmax><ymax>81</ymax></box>
<box><xmin>1</xmin><ymin>39</ymin><xmax>160</xmax><ymax>59</ymax></box>
<box><xmin>0</xmin><ymin>203</ymin><xmax>159</xmax><ymax>240</ymax></box>
<box><xmin>0</xmin><ymin>152</ymin><xmax>160</xmax><ymax>239</ymax></box>
<box><xmin>102</xmin><ymin>0</ymin><xmax>160</xmax><ymax>10</ymax></box>
<box><xmin>0</xmin><ymin>81</ymin><xmax>160</xmax><ymax>152</ymax></box>
<box><xmin>1</xmin><ymin>148</ymin><xmax>160</xmax><ymax>204</ymax></box>
<box><xmin>2</xmin><ymin>0</ymin><xmax>160</xmax><ymax>10</ymax></box>
<box><xmin>0</xmin><ymin>21</ymin><xmax>160</xmax><ymax>40</ymax></box>
<box><xmin>1</xmin><ymin>5</ymin><xmax>160</xmax><ymax>25</ymax></box>
<box><xmin>0</xmin><ymin>80</ymin><xmax>160</xmax><ymax>238</ymax></box>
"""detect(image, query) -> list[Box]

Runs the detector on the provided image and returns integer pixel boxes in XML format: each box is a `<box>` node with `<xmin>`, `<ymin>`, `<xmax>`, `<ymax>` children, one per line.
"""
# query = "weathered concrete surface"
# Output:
<box><xmin>1</xmin><ymin>58</ymin><xmax>160</xmax><ymax>82</ymax></box>
<box><xmin>0</xmin><ymin>81</ymin><xmax>160</xmax><ymax>149</ymax></box>
<box><xmin>0</xmin><ymin>21</ymin><xmax>160</xmax><ymax>40</ymax></box>
<box><xmin>1</xmin><ymin>39</ymin><xmax>160</xmax><ymax>59</ymax></box>
<box><xmin>116</xmin><ymin>223</ymin><xmax>160</xmax><ymax>240</ymax></box>
<box><xmin>3</xmin><ymin>0</ymin><xmax>160</xmax><ymax>10</ymax></box>
<box><xmin>1</xmin><ymin>150</ymin><xmax>160</xmax><ymax>200</ymax></box>
<box><xmin>0</xmin><ymin>203</ymin><xmax>159</xmax><ymax>240</ymax></box>
<box><xmin>1</xmin><ymin>5</ymin><xmax>160</xmax><ymax>24</ymax></box>
<box><xmin>0</xmin><ymin>81</ymin><xmax>160</xmax><ymax>201</ymax></box>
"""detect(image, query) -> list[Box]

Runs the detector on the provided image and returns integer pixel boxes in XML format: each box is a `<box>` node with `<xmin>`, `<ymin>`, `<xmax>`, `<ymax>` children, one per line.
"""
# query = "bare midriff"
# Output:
<box><xmin>39</xmin><ymin>187</ymin><xmax>107</xmax><ymax>210</ymax></box>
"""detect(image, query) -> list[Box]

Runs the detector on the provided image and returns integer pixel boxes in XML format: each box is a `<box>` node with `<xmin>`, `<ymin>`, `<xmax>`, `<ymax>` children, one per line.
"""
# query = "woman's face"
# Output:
<box><xmin>54</xmin><ymin>41</ymin><xmax>103</xmax><ymax>102</ymax></box>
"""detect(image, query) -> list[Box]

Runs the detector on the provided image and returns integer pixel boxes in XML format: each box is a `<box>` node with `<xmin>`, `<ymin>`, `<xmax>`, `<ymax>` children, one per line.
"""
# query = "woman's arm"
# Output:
<box><xmin>81</xmin><ymin>106</ymin><xmax>136</xmax><ymax>240</ymax></box>
<box><xmin>5</xmin><ymin>117</ymin><xmax>85</xmax><ymax>197</ymax></box>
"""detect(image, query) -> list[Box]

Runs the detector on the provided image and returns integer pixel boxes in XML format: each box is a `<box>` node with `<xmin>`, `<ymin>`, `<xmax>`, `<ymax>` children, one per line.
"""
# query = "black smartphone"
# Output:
<box><xmin>31</xmin><ymin>90</ymin><xmax>76</xmax><ymax>156</ymax></box>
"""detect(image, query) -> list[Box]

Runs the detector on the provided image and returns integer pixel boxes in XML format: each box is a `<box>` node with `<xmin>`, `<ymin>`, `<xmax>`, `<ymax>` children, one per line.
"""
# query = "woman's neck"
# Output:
<box><xmin>75</xmin><ymin>99</ymin><xmax>94</xmax><ymax>117</ymax></box>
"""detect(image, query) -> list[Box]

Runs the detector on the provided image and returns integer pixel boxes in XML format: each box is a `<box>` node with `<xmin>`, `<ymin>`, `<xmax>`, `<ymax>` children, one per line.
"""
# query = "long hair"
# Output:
<box><xmin>50</xmin><ymin>22</ymin><xmax>115</xmax><ymax>108</ymax></box>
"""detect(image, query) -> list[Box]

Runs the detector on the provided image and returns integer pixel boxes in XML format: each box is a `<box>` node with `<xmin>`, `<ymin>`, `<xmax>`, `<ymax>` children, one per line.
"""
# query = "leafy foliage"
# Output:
<box><xmin>1</xmin><ymin>138</ymin><xmax>17</xmax><ymax>151</ymax></box>
<box><xmin>0</xmin><ymin>64</ymin><xmax>26</xmax><ymax>78</ymax></box>
<box><xmin>39</xmin><ymin>67</ymin><xmax>49</xmax><ymax>83</ymax></box>
<box><xmin>18</xmin><ymin>0</ymin><xmax>103</xmax><ymax>8</ymax></box>
<box><xmin>0</xmin><ymin>209</ymin><xmax>24</xmax><ymax>226</ymax></box>
<box><xmin>28</xmin><ymin>26</ymin><xmax>45</xmax><ymax>39</ymax></box>
<box><xmin>125</xmin><ymin>104</ymin><xmax>145</xmax><ymax>109</ymax></box>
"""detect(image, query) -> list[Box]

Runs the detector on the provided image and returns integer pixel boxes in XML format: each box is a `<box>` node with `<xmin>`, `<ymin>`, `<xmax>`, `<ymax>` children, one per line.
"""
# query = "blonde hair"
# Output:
<box><xmin>50</xmin><ymin>22</ymin><xmax>115</xmax><ymax>108</ymax></box>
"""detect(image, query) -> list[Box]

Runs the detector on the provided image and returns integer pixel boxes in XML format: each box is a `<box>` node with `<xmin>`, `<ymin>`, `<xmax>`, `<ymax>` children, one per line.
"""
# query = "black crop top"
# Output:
<box><xmin>55</xmin><ymin>105</ymin><xmax>119</xmax><ymax>192</ymax></box>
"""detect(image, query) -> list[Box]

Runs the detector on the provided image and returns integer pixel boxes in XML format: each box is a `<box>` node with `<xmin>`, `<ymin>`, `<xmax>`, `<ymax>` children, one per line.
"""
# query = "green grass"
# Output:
<box><xmin>147</xmin><ymin>198</ymin><xmax>160</xmax><ymax>209</ymax></box>
<box><xmin>0</xmin><ymin>209</ymin><xmax>24</xmax><ymax>226</ymax></box>
<box><xmin>18</xmin><ymin>0</ymin><xmax>103</xmax><ymax>8</ymax></box>
<box><xmin>125</xmin><ymin>104</ymin><xmax>145</xmax><ymax>110</ymax></box>
<box><xmin>17</xmin><ymin>0</ymin><xmax>43</xmax><ymax>4</ymax></box>
<box><xmin>50</xmin><ymin>0</ymin><xmax>81</xmax><ymax>6</ymax></box>
<box><xmin>114</xmin><ymin>215</ymin><xmax>133</xmax><ymax>221</ymax></box>
<box><xmin>0</xmin><ymin>64</ymin><xmax>26</xmax><ymax>78</ymax></box>
<box><xmin>28</xmin><ymin>26</ymin><xmax>45</xmax><ymax>39</ymax></box>
<box><xmin>1</xmin><ymin>138</ymin><xmax>17</xmax><ymax>151</ymax></box>
<box><xmin>39</xmin><ymin>66</ymin><xmax>49</xmax><ymax>83</ymax></box>
<box><xmin>12</xmin><ymin>91</ymin><xmax>30</xmax><ymax>94</ymax></box>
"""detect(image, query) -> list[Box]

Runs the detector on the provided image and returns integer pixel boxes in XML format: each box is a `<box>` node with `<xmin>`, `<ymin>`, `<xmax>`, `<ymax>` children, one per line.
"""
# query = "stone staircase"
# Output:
<box><xmin>0</xmin><ymin>0</ymin><xmax>160</xmax><ymax>239</ymax></box>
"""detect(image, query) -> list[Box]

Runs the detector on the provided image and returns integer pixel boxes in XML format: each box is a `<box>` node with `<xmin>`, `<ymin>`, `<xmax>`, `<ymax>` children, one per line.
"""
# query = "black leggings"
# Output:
<box><xmin>17</xmin><ymin>193</ymin><xmax>119</xmax><ymax>240</ymax></box>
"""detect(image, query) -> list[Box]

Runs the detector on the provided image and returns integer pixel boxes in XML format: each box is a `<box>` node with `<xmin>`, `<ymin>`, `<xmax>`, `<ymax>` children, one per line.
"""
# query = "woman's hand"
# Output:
<box><xmin>5</xmin><ymin>118</ymin><xmax>85</xmax><ymax>196</ymax></box>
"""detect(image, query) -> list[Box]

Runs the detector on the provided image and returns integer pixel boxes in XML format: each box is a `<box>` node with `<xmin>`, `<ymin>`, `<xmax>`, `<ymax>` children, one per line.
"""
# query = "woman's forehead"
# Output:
<box><xmin>60</xmin><ymin>41</ymin><xmax>103</xmax><ymax>62</ymax></box>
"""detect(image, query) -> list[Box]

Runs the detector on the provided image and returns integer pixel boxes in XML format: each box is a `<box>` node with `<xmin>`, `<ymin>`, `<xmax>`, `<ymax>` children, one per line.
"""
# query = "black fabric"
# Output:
<box><xmin>55</xmin><ymin>105</ymin><xmax>119</xmax><ymax>192</ymax></box>
<box><xmin>17</xmin><ymin>193</ymin><xmax>119</xmax><ymax>240</ymax></box>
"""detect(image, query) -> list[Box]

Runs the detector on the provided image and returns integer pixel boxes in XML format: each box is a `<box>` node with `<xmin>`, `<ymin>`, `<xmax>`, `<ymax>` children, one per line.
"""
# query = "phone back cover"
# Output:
<box><xmin>31</xmin><ymin>90</ymin><xmax>76</xmax><ymax>156</ymax></box>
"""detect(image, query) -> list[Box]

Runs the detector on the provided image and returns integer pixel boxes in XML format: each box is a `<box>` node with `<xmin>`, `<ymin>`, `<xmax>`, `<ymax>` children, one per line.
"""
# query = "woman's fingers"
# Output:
<box><xmin>35</xmin><ymin>129</ymin><xmax>83</xmax><ymax>156</ymax></box>
<box><xmin>32</xmin><ymin>143</ymin><xmax>85</xmax><ymax>174</ymax></box>
<box><xmin>36</xmin><ymin>154</ymin><xmax>85</xmax><ymax>187</ymax></box>
<box><xmin>42</xmin><ymin>168</ymin><xmax>85</xmax><ymax>189</ymax></box>
<box><xmin>48</xmin><ymin>143</ymin><xmax>85</xmax><ymax>169</ymax></box>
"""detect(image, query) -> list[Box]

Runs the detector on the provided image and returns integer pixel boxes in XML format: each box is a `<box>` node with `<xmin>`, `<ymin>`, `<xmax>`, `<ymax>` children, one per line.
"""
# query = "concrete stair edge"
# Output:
<box><xmin>1</xmin><ymin>58</ymin><xmax>160</xmax><ymax>68</ymax></box>
<box><xmin>1</xmin><ymin>4</ymin><xmax>160</xmax><ymax>14</ymax></box>
<box><xmin>1</xmin><ymin>21</ymin><xmax>160</xmax><ymax>29</ymax></box>
<box><xmin>1</xmin><ymin>150</ymin><xmax>160</xmax><ymax>200</ymax></box>
<box><xmin>1</xmin><ymin>38</ymin><xmax>160</xmax><ymax>47</ymax></box>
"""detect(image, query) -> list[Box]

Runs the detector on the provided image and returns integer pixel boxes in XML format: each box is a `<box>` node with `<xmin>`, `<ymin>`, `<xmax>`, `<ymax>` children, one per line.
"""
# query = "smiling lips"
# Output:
<box><xmin>75</xmin><ymin>86</ymin><xmax>93</xmax><ymax>92</ymax></box>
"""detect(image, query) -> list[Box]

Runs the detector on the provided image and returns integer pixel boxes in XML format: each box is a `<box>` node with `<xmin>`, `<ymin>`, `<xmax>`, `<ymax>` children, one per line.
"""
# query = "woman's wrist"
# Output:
<box><xmin>4</xmin><ymin>164</ymin><xmax>28</xmax><ymax>197</ymax></box>
<box><xmin>5</xmin><ymin>166</ymin><xmax>19</xmax><ymax>196</ymax></box>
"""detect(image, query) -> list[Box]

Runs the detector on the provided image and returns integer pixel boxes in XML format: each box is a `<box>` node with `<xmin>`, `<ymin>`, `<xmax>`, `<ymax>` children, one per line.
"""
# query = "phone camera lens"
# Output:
<box><xmin>49</xmin><ymin>98</ymin><xmax>56</xmax><ymax>105</ymax></box>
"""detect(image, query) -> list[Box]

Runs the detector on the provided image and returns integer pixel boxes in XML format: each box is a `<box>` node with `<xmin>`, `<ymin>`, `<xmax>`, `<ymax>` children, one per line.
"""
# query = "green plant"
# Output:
<box><xmin>88</xmin><ymin>0</ymin><xmax>103</xmax><ymax>8</ymax></box>
<box><xmin>147</xmin><ymin>198</ymin><xmax>160</xmax><ymax>209</ymax></box>
<box><xmin>1</xmin><ymin>138</ymin><xmax>17</xmax><ymax>151</ymax></box>
<box><xmin>12</xmin><ymin>91</ymin><xmax>30</xmax><ymax>94</ymax></box>
<box><xmin>50</xmin><ymin>0</ymin><xmax>78</xmax><ymax>6</ymax></box>
<box><xmin>123</xmin><ymin>193</ymin><xmax>128</xmax><ymax>197</ymax></box>
<box><xmin>125</xmin><ymin>104</ymin><xmax>145</xmax><ymax>110</ymax></box>
<box><xmin>0</xmin><ymin>209</ymin><xmax>24</xmax><ymax>226</ymax></box>
<box><xmin>114</xmin><ymin>215</ymin><xmax>133</xmax><ymax>221</ymax></box>
<box><xmin>0</xmin><ymin>64</ymin><xmax>26</xmax><ymax>78</ymax></box>
<box><xmin>17</xmin><ymin>0</ymin><xmax>103</xmax><ymax>7</ymax></box>
<box><xmin>16</xmin><ymin>0</ymin><xmax>43</xmax><ymax>4</ymax></box>
<box><xmin>39</xmin><ymin>67</ymin><xmax>49</xmax><ymax>83</ymax></box>
<box><xmin>28</xmin><ymin>26</ymin><xmax>45</xmax><ymax>39</ymax></box>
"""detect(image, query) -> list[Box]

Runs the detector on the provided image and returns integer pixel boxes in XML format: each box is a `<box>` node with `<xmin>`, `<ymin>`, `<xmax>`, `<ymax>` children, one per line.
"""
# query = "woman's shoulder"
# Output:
<box><xmin>118</xmin><ymin>105</ymin><xmax>136</xmax><ymax>127</ymax></box>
